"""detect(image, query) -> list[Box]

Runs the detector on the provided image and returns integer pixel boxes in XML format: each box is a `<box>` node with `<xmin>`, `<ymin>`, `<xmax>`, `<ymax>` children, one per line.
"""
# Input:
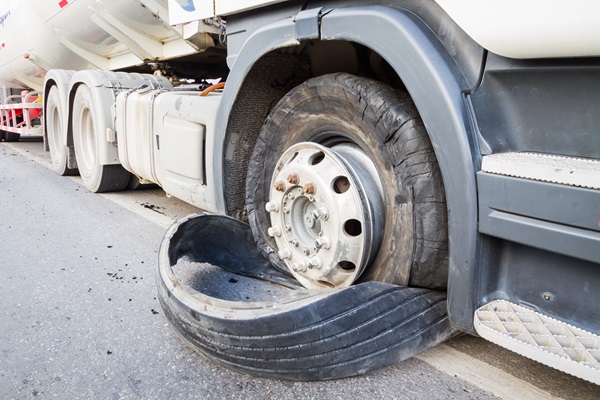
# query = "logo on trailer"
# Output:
<box><xmin>58</xmin><ymin>0</ymin><xmax>68</xmax><ymax>8</ymax></box>
<box><xmin>175</xmin><ymin>0</ymin><xmax>195</xmax><ymax>12</ymax></box>
<box><xmin>0</xmin><ymin>10</ymin><xmax>11</xmax><ymax>27</ymax></box>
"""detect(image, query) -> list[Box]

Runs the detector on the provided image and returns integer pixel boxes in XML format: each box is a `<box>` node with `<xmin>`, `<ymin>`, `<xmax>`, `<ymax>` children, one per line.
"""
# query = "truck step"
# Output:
<box><xmin>475</xmin><ymin>300</ymin><xmax>600</xmax><ymax>384</ymax></box>
<box><xmin>481</xmin><ymin>152</ymin><xmax>600</xmax><ymax>189</ymax></box>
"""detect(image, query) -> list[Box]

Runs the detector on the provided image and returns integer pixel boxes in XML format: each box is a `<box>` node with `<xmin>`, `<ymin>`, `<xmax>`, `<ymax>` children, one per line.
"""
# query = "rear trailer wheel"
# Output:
<box><xmin>46</xmin><ymin>86</ymin><xmax>77</xmax><ymax>176</ymax></box>
<box><xmin>72</xmin><ymin>85</ymin><xmax>130</xmax><ymax>192</ymax></box>
<box><xmin>4</xmin><ymin>131</ymin><xmax>20</xmax><ymax>142</ymax></box>
<box><xmin>247</xmin><ymin>73</ymin><xmax>448</xmax><ymax>289</ymax></box>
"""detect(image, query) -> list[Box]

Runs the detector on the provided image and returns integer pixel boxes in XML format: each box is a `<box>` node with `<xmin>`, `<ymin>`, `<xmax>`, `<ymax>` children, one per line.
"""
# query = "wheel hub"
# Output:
<box><xmin>266</xmin><ymin>142</ymin><xmax>384</xmax><ymax>289</ymax></box>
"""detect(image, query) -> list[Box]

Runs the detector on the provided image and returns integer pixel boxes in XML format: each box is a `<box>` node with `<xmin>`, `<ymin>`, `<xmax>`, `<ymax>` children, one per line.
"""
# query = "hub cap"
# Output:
<box><xmin>266</xmin><ymin>142</ymin><xmax>384</xmax><ymax>289</ymax></box>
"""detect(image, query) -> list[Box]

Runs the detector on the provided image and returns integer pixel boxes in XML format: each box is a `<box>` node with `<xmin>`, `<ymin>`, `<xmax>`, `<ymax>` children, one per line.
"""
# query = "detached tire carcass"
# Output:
<box><xmin>158</xmin><ymin>74</ymin><xmax>452</xmax><ymax>380</ymax></box>
<box><xmin>157</xmin><ymin>214</ymin><xmax>454</xmax><ymax>381</ymax></box>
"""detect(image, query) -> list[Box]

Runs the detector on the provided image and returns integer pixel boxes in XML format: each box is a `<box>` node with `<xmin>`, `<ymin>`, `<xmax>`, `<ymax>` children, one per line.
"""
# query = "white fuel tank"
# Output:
<box><xmin>0</xmin><ymin>0</ymin><xmax>195</xmax><ymax>91</ymax></box>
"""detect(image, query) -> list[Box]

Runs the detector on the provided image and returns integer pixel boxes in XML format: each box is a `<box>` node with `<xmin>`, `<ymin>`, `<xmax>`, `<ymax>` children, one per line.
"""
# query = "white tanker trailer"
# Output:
<box><xmin>1</xmin><ymin>0</ymin><xmax>599</xmax><ymax>385</ymax></box>
<box><xmin>0</xmin><ymin>0</ymin><xmax>215</xmax><ymax>142</ymax></box>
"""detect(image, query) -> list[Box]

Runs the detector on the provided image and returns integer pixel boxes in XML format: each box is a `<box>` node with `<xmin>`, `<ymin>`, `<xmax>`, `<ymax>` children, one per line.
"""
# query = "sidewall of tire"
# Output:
<box><xmin>46</xmin><ymin>86</ymin><xmax>73</xmax><ymax>176</ymax></box>
<box><xmin>71</xmin><ymin>85</ymin><xmax>129</xmax><ymax>192</ymax></box>
<box><xmin>73</xmin><ymin>85</ymin><xmax>103</xmax><ymax>191</ymax></box>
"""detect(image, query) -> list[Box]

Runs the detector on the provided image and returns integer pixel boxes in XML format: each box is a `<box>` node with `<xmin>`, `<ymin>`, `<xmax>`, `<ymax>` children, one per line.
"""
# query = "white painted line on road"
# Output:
<box><xmin>4</xmin><ymin>142</ymin><xmax>176</xmax><ymax>229</ymax></box>
<box><xmin>98</xmin><ymin>192</ymin><xmax>175</xmax><ymax>229</ymax></box>
<box><xmin>5</xmin><ymin>142</ymin><xmax>53</xmax><ymax>169</ymax></box>
<box><xmin>417</xmin><ymin>344</ymin><xmax>562</xmax><ymax>400</ymax></box>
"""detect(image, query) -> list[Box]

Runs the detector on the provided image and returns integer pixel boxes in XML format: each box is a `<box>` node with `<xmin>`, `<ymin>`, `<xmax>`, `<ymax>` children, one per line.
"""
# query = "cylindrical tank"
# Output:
<box><xmin>0</xmin><ymin>0</ymin><xmax>184</xmax><ymax>90</ymax></box>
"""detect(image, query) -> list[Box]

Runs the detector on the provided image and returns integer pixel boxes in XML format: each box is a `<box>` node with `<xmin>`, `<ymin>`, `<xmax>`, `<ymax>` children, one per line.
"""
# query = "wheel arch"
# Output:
<box><xmin>217</xmin><ymin>6</ymin><xmax>480</xmax><ymax>331</ymax></box>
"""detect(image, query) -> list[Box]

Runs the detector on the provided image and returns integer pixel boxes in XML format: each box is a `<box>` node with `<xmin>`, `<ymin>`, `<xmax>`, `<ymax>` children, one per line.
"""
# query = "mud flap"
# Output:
<box><xmin>157</xmin><ymin>213</ymin><xmax>456</xmax><ymax>381</ymax></box>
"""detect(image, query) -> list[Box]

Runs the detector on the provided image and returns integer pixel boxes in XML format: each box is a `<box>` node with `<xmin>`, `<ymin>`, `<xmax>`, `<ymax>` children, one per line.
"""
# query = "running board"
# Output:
<box><xmin>475</xmin><ymin>300</ymin><xmax>600</xmax><ymax>385</ymax></box>
<box><xmin>481</xmin><ymin>152</ymin><xmax>600</xmax><ymax>189</ymax></box>
<box><xmin>157</xmin><ymin>213</ymin><xmax>456</xmax><ymax>381</ymax></box>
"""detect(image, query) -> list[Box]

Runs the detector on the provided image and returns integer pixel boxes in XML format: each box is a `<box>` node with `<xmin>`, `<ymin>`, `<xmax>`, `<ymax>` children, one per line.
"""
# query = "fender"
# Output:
<box><xmin>214</xmin><ymin>6</ymin><xmax>480</xmax><ymax>332</ymax></box>
<box><xmin>66</xmin><ymin>70</ymin><xmax>171</xmax><ymax>166</ymax></box>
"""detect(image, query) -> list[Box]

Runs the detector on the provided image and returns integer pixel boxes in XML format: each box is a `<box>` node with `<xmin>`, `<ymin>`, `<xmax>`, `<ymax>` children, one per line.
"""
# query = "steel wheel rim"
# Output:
<box><xmin>266</xmin><ymin>142</ymin><xmax>384</xmax><ymax>289</ymax></box>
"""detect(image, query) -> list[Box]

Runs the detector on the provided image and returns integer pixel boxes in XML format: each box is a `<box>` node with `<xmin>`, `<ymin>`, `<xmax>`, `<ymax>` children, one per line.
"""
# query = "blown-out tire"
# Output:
<box><xmin>46</xmin><ymin>86</ymin><xmax>77</xmax><ymax>176</ymax></box>
<box><xmin>72</xmin><ymin>85</ymin><xmax>130</xmax><ymax>192</ymax></box>
<box><xmin>246</xmin><ymin>73</ymin><xmax>448</xmax><ymax>289</ymax></box>
<box><xmin>158</xmin><ymin>213</ymin><xmax>455</xmax><ymax>381</ymax></box>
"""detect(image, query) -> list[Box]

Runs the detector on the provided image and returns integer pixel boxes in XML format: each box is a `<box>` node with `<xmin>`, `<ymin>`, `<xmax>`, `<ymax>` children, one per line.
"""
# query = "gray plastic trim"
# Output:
<box><xmin>478</xmin><ymin>172</ymin><xmax>600</xmax><ymax>233</ymax></box>
<box><xmin>479</xmin><ymin>173</ymin><xmax>600</xmax><ymax>263</ymax></box>
<box><xmin>481</xmin><ymin>210</ymin><xmax>600</xmax><ymax>264</ymax></box>
<box><xmin>294</xmin><ymin>7</ymin><xmax>324</xmax><ymax>40</ymax></box>
<box><xmin>321</xmin><ymin>7</ymin><xmax>478</xmax><ymax>331</ymax></box>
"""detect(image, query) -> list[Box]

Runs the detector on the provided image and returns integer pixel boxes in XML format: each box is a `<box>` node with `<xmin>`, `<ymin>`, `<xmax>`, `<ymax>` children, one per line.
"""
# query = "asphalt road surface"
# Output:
<box><xmin>1</xmin><ymin>139</ymin><xmax>597</xmax><ymax>399</ymax></box>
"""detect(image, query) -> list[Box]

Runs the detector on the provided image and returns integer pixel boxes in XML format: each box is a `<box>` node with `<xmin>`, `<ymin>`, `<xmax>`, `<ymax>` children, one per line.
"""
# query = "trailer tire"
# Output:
<box><xmin>246</xmin><ymin>73</ymin><xmax>448</xmax><ymax>289</ymax></box>
<box><xmin>47</xmin><ymin>86</ymin><xmax>77</xmax><ymax>176</ymax></box>
<box><xmin>4</xmin><ymin>131</ymin><xmax>20</xmax><ymax>142</ymax></box>
<box><xmin>72</xmin><ymin>85</ymin><xmax>130</xmax><ymax>192</ymax></box>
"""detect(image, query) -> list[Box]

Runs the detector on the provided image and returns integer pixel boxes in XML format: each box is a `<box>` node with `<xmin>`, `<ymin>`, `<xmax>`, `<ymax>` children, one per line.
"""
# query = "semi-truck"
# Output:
<box><xmin>1</xmin><ymin>0</ymin><xmax>599</xmax><ymax>383</ymax></box>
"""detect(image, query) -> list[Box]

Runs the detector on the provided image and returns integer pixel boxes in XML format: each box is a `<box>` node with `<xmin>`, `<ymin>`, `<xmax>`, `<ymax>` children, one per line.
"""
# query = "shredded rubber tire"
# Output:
<box><xmin>158</xmin><ymin>213</ymin><xmax>455</xmax><ymax>381</ymax></box>
<box><xmin>246</xmin><ymin>73</ymin><xmax>448</xmax><ymax>289</ymax></box>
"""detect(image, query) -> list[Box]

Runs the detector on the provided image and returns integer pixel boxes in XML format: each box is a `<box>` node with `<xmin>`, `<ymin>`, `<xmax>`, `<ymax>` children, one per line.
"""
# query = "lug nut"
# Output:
<box><xmin>287</xmin><ymin>173</ymin><xmax>300</xmax><ymax>185</ymax></box>
<box><xmin>308</xmin><ymin>257</ymin><xmax>322</xmax><ymax>269</ymax></box>
<box><xmin>303</xmin><ymin>182</ymin><xmax>316</xmax><ymax>195</ymax></box>
<box><xmin>278</xmin><ymin>249</ymin><xmax>292</xmax><ymax>260</ymax></box>
<box><xmin>265</xmin><ymin>201</ymin><xmax>279</xmax><ymax>212</ymax></box>
<box><xmin>315</xmin><ymin>236</ymin><xmax>331</xmax><ymax>250</ymax></box>
<box><xmin>274</xmin><ymin>181</ymin><xmax>286</xmax><ymax>192</ymax></box>
<box><xmin>267</xmin><ymin>226</ymin><xmax>282</xmax><ymax>237</ymax></box>
<box><xmin>292</xmin><ymin>261</ymin><xmax>307</xmax><ymax>272</ymax></box>
<box><xmin>302</xmin><ymin>247</ymin><xmax>310</xmax><ymax>256</ymax></box>
<box><xmin>285</xmin><ymin>224</ymin><xmax>292</xmax><ymax>232</ymax></box>
<box><xmin>312</xmin><ymin>206</ymin><xmax>329</xmax><ymax>221</ymax></box>
<box><xmin>290</xmin><ymin>240</ymin><xmax>299</xmax><ymax>247</ymax></box>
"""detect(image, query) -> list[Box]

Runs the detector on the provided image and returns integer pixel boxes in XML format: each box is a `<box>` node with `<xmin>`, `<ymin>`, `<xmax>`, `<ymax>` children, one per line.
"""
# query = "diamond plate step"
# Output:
<box><xmin>475</xmin><ymin>300</ymin><xmax>600</xmax><ymax>385</ymax></box>
<box><xmin>481</xmin><ymin>152</ymin><xmax>600</xmax><ymax>189</ymax></box>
